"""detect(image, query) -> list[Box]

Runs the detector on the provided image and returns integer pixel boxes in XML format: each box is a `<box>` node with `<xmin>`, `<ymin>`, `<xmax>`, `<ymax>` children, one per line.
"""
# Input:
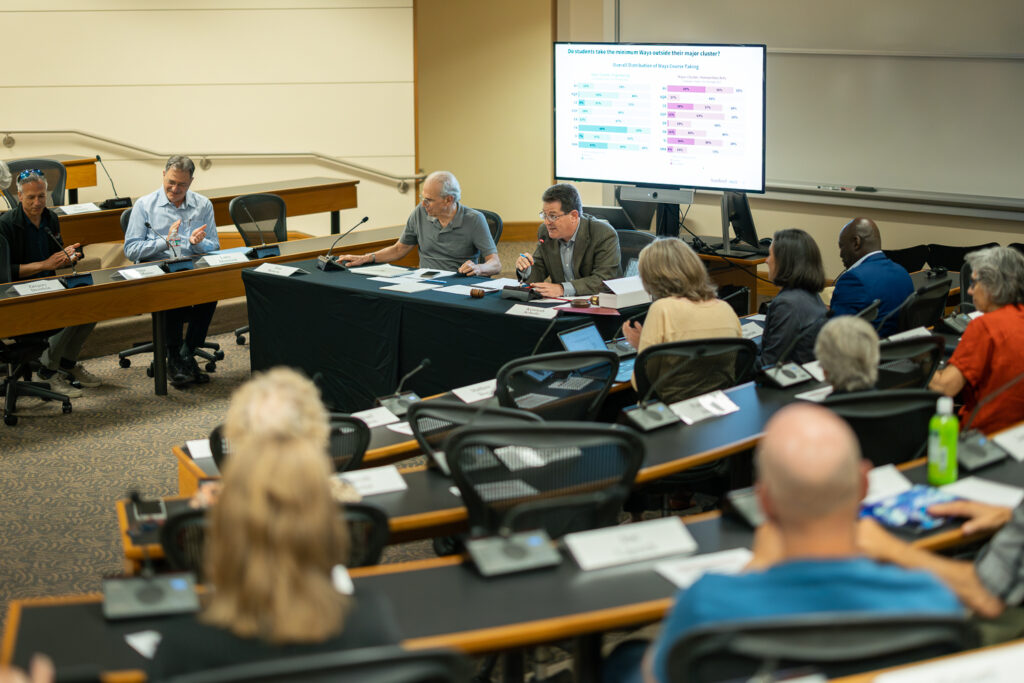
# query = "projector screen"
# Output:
<box><xmin>554</xmin><ymin>43</ymin><xmax>766</xmax><ymax>193</ymax></box>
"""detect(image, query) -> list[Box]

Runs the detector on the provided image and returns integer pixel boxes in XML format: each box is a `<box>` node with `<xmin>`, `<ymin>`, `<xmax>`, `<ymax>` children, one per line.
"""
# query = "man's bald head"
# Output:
<box><xmin>757</xmin><ymin>403</ymin><xmax>865</xmax><ymax>528</ymax></box>
<box><xmin>838</xmin><ymin>217</ymin><xmax>881</xmax><ymax>268</ymax></box>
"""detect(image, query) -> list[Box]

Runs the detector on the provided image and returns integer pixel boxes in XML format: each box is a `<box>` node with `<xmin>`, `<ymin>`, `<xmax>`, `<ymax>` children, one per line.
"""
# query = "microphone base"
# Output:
<box><xmin>622</xmin><ymin>401</ymin><xmax>681</xmax><ymax>431</ymax></box>
<box><xmin>160</xmin><ymin>258</ymin><xmax>195</xmax><ymax>274</ymax></box>
<box><xmin>467</xmin><ymin>530</ymin><xmax>561</xmax><ymax>577</ymax></box>
<box><xmin>99</xmin><ymin>197</ymin><xmax>132</xmax><ymax>210</ymax></box>
<box><xmin>375</xmin><ymin>392</ymin><xmax>421</xmax><ymax>418</ymax></box>
<box><xmin>102</xmin><ymin>572</ymin><xmax>199</xmax><ymax>620</ymax></box>
<box><xmin>247</xmin><ymin>244</ymin><xmax>281</xmax><ymax>260</ymax></box>
<box><xmin>758</xmin><ymin>363</ymin><xmax>814</xmax><ymax>389</ymax></box>
<box><xmin>60</xmin><ymin>273</ymin><xmax>94</xmax><ymax>289</ymax></box>
<box><xmin>501</xmin><ymin>285</ymin><xmax>542</xmax><ymax>301</ymax></box>
<box><xmin>958</xmin><ymin>430</ymin><xmax>1009</xmax><ymax>471</ymax></box>
<box><xmin>317</xmin><ymin>255</ymin><xmax>347</xmax><ymax>272</ymax></box>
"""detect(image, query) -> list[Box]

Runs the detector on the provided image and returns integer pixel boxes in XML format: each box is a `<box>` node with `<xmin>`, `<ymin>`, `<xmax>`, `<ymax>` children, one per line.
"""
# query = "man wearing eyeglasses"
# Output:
<box><xmin>337</xmin><ymin>171</ymin><xmax>500</xmax><ymax>276</ymax></box>
<box><xmin>515</xmin><ymin>183</ymin><xmax>621</xmax><ymax>297</ymax></box>
<box><xmin>0</xmin><ymin>169</ymin><xmax>100</xmax><ymax>397</ymax></box>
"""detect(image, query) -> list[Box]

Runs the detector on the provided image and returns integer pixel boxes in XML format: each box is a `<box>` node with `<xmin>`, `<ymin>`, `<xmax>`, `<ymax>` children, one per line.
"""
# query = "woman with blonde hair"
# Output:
<box><xmin>149</xmin><ymin>369</ymin><xmax>400</xmax><ymax>678</ymax></box>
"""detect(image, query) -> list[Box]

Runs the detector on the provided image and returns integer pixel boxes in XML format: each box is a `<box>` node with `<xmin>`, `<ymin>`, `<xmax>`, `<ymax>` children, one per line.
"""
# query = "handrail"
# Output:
<box><xmin>1</xmin><ymin>129</ymin><xmax>423</xmax><ymax>193</ymax></box>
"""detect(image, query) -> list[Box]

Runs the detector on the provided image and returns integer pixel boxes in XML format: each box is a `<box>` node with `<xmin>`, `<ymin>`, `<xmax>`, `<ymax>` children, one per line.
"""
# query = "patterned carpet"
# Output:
<box><xmin>0</xmin><ymin>331</ymin><xmax>432</xmax><ymax>632</ymax></box>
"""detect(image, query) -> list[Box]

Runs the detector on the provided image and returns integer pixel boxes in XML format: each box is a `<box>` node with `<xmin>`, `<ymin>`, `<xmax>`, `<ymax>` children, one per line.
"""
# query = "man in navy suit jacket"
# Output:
<box><xmin>830</xmin><ymin>217</ymin><xmax>914</xmax><ymax>337</ymax></box>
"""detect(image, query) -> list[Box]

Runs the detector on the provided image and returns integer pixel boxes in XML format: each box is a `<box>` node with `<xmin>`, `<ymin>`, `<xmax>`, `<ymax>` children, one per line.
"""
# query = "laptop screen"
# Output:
<box><xmin>557</xmin><ymin>323</ymin><xmax>606</xmax><ymax>352</ymax></box>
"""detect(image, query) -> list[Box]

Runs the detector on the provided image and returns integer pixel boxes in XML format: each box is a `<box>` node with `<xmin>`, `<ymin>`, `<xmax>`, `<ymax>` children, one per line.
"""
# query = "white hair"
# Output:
<box><xmin>427</xmin><ymin>171</ymin><xmax>460</xmax><ymax>202</ymax></box>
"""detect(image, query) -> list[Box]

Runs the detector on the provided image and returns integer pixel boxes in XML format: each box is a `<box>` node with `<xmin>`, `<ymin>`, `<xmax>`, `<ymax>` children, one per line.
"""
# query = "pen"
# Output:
<box><xmin>420</xmin><ymin>279</ymin><xmax>447</xmax><ymax>285</ymax></box>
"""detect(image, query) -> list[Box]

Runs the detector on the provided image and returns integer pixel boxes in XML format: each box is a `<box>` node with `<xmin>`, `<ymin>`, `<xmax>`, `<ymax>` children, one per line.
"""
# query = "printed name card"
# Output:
<box><xmin>793</xmin><ymin>385</ymin><xmax>834</xmax><ymax>403</ymax></box>
<box><xmin>654</xmin><ymin>548</ymin><xmax>754</xmax><ymax>589</ymax></box>
<box><xmin>11</xmin><ymin>279</ymin><xmax>65</xmax><ymax>296</ymax></box>
<box><xmin>942</xmin><ymin>477</ymin><xmax>1024</xmax><ymax>509</ymax></box>
<box><xmin>506</xmin><ymin>304</ymin><xmax>558</xmax><ymax>319</ymax></box>
<box><xmin>994</xmin><ymin>423</ymin><xmax>1024</xmax><ymax>462</ymax></box>
<box><xmin>119</xmin><ymin>265</ymin><xmax>164</xmax><ymax>280</ymax></box>
<box><xmin>202</xmin><ymin>252</ymin><xmax>250</xmax><ymax>266</ymax></box>
<box><xmin>564</xmin><ymin>517</ymin><xmax>698</xmax><ymax>571</ymax></box>
<box><xmin>337</xmin><ymin>465</ymin><xmax>408</xmax><ymax>497</ymax></box>
<box><xmin>453</xmin><ymin>378</ymin><xmax>498</xmax><ymax>403</ymax></box>
<box><xmin>351</xmin><ymin>405</ymin><xmax>400</xmax><ymax>428</ymax></box>
<box><xmin>186</xmin><ymin>439</ymin><xmax>213</xmax><ymax>461</ymax></box>
<box><xmin>740</xmin><ymin>322</ymin><xmax>763</xmax><ymax>339</ymax></box>
<box><xmin>887</xmin><ymin>326</ymin><xmax>932</xmax><ymax>342</ymax></box>
<box><xmin>801</xmin><ymin>360</ymin><xmax>826</xmax><ymax>382</ymax></box>
<box><xmin>669</xmin><ymin>390</ymin><xmax>740</xmax><ymax>425</ymax></box>
<box><xmin>253</xmin><ymin>262</ymin><xmax>302</xmax><ymax>277</ymax></box>
<box><xmin>875</xmin><ymin>641</ymin><xmax>1024</xmax><ymax>683</ymax></box>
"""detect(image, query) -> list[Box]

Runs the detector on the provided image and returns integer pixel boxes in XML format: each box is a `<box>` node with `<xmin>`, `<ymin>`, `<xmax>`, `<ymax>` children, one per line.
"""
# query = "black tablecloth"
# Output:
<box><xmin>242</xmin><ymin>262</ymin><xmax>639</xmax><ymax>412</ymax></box>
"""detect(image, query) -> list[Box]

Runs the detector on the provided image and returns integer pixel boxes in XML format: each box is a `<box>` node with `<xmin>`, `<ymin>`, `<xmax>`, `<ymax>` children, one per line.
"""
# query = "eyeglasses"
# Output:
<box><xmin>539</xmin><ymin>211</ymin><xmax>569</xmax><ymax>222</ymax></box>
<box><xmin>17</xmin><ymin>169</ymin><xmax>43</xmax><ymax>181</ymax></box>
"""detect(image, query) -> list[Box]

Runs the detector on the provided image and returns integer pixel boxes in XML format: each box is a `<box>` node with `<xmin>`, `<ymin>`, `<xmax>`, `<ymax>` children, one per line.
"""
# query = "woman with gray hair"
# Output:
<box><xmin>930</xmin><ymin>246</ymin><xmax>1024</xmax><ymax>434</ymax></box>
<box><xmin>813</xmin><ymin>316</ymin><xmax>879</xmax><ymax>394</ymax></box>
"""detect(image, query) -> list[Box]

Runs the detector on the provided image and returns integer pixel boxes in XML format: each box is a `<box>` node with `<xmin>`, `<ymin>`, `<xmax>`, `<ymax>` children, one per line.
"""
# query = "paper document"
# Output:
<box><xmin>124</xmin><ymin>631</ymin><xmax>162</xmax><ymax>659</ymax></box>
<box><xmin>740</xmin><ymin>322</ymin><xmax>763</xmax><ymax>339</ymax></box>
<box><xmin>886</xmin><ymin>326</ymin><xmax>932</xmax><ymax>342</ymax></box>
<box><xmin>993</xmin><ymin>423</ymin><xmax>1024</xmax><ymax>462</ymax></box>
<box><xmin>801</xmin><ymin>360</ymin><xmax>826</xmax><ymax>382</ymax></box>
<box><xmin>380</xmin><ymin>281</ymin><xmax>441</xmax><ymax>293</ymax></box>
<box><xmin>505</xmin><ymin>304</ymin><xmax>558</xmax><ymax>319</ymax></box>
<box><xmin>337</xmin><ymin>465</ymin><xmax>408</xmax><ymax>497</ymax></box>
<box><xmin>794</xmin><ymin>385</ymin><xmax>834</xmax><ymax>403</ymax></box>
<box><xmin>745</xmin><ymin>313</ymin><xmax>766</xmax><ymax>322</ymax></box>
<box><xmin>186</xmin><ymin>439</ymin><xmax>213</xmax><ymax>461</ymax></box>
<box><xmin>452</xmin><ymin>378</ymin><xmax>497</xmax><ymax>403</ymax></box>
<box><xmin>475</xmin><ymin>277</ymin><xmax>522</xmax><ymax>291</ymax></box>
<box><xmin>58</xmin><ymin>202</ymin><xmax>101</xmax><ymax>215</ymax></box>
<box><xmin>118</xmin><ymin>265</ymin><xmax>164</xmax><ymax>280</ymax></box>
<box><xmin>942</xmin><ymin>477</ymin><xmax>1024</xmax><ymax>509</ymax></box>
<box><xmin>864</xmin><ymin>464</ymin><xmax>913</xmax><ymax>504</ymax></box>
<box><xmin>386</xmin><ymin>422</ymin><xmax>414</xmax><ymax>436</ymax></box>
<box><xmin>348</xmin><ymin>264</ymin><xmax>410</xmax><ymax>277</ymax></box>
<box><xmin>351</xmin><ymin>406</ymin><xmax>400</xmax><ymax>428</ymax></box>
<box><xmin>875</xmin><ymin>641</ymin><xmax>1024</xmax><ymax>683</ymax></box>
<box><xmin>474</xmin><ymin>479</ymin><xmax>539</xmax><ymax>502</ymax></box>
<box><xmin>407</xmin><ymin>268</ymin><xmax>456</xmax><ymax>279</ymax></box>
<box><xmin>436</xmin><ymin>285</ymin><xmax>476</xmax><ymax>296</ymax></box>
<box><xmin>654</xmin><ymin>548</ymin><xmax>754</xmax><ymax>588</ymax></box>
<box><xmin>669</xmin><ymin>390</ymin><xmax>740</xmax><ymax>425</ymax></box>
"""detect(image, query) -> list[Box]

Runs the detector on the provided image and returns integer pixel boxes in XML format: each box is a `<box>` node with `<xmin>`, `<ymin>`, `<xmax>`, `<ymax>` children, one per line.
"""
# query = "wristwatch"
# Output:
<box><xmin>370</xmin><ymin>253</ymin><xmax>377</xmax><ymax>264</ymax></box>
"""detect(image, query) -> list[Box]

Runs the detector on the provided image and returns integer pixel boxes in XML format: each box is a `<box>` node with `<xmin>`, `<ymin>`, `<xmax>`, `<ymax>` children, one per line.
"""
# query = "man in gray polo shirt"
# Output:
<box><xmin>338</xmin><ymin>171</ymin><xmax>500</xmax><ymax>276</ymax></box>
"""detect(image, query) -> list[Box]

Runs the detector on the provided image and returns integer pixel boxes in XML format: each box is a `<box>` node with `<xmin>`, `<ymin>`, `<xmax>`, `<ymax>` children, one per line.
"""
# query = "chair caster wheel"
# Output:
<box><xmin>62</xmin><ymin>402</ymin><xmax>72</xmax><ymax>414</ymax></box>
<box><xmin>119</xmin><ymin>357</ymin><xmax>131</xmax><ymax>368</ymax></box>
<box><xmin>146</xmin><ymin>366</ymin><xmax>154</xmax><ymax>378</ymax></box>
<box><xmin>4</xmin><ymin>412</ymin><xmax>16</xmax><ymax>426</ymax></box>
<box><xmin>214</xmin><ymin>350</ymin><xmax>225</xmax><ymax>361</ymax></box>
<box><xmin>205</xmin><ymin>362</ymin><xmax>217</xmax><ymax>373</ymax></box>
<box><xmin>235</xmin><ymin>336</ymin><xmax>246</xmax><ymax>345</ymax></box>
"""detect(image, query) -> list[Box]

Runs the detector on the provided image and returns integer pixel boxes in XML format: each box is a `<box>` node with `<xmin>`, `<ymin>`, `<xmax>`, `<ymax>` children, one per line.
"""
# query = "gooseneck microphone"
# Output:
<box><xmin>318</xmin><ymin>216</ymin><xmax>370</xmax><ymax>271</ymax></box>
<box><xmin>622</xmin><ymin>360</ymin><xmax>684</xmax><ymax>431</ymax></box>
<box><xmin>239</xmin><ymin>198</ymin><xmax>281</xmax><ymax>259</ymax></box>
<box><xmin>375</xmin><ymin>358</ymin><xmax>432</xmax><ymax>418</ymax></box>
<box><xmin>145</xmin><ymin>221</ymin><xmax>194</xmax><ymax>273</ymax></box>
<box><xmin>146</xmin><ymin>221</ymin><xmax>178</xmax><ymax>258</ymax></box>
<box><xmin>396</xmin><ymin>358</ymin><xmax>432</xmax><ymax>394</ymax></box>
<box><xmin>96</xmin><ymin>155</ymin><xmax>132</xmax><ymax>210</ymax></box>
<box><xmin>757</xmin><ymin>319</ymin><xmax>818</xmax><ymax>389</ymax></box>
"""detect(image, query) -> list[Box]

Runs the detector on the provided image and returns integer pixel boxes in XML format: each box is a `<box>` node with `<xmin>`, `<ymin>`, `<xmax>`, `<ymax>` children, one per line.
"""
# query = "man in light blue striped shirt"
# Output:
<box><xmin>124</xmin><ymin>155</ymin><xmax>219</xmax><ymax>387</ymax></box>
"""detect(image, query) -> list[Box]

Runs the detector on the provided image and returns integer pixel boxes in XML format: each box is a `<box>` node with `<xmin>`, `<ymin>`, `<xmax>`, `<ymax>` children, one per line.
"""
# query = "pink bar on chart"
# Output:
<box><xmin>667</xmin><ymin>85</ymin><xmax>707</xmax><ymax>93</ymax></box>
<box><xmin>667</xmin><ymin>103</ymin><xmax>694</xmax><ymax>110</ymax></box>
<box><xmin>667</xmin><ymin>138</ymin><xmax>696</xmax><ymax>145</ymax></box>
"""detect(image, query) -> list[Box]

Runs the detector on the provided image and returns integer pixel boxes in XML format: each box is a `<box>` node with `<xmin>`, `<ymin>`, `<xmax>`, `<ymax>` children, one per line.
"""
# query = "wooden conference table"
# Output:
<box><xmin>56</xmin><ymin>177</ymin><xmax>359</xmax><ymax>246</ymax></box>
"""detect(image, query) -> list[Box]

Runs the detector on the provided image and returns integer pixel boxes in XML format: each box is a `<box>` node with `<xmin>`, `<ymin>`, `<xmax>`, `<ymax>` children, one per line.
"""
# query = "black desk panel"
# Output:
<box><xmin>243</xmin><ymin>263</ymin><xmax>638</xmax><ymax>412</ymax></box>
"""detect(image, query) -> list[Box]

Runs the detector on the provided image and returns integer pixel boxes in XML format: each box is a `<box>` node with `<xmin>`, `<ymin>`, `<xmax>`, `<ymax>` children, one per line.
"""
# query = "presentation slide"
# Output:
<box><xmin>554</xmin><ymin>43</ymin><xmax>766</xmax><ymax>193</ymax></box>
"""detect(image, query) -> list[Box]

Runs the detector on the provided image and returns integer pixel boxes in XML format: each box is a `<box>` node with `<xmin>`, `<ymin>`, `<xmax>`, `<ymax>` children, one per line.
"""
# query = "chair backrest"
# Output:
<box><xmin>926</xmin><ymin>242</ymin><xmax>999</xmax><ymax>271</ymax></box>
<box><xmin>208</xmin><ymin>424</ymin><xmax>231</xmax><ymax>471</ymax></box>
<box><xmin>882</xmin><ymin>245</ymin><xmax>929</xmax><ymax>273</ymax></box>
<box><xmin>634</xmin><ymin>338</ymin><xmax>758</xmax><ymax>405</ymax></box>
<box><xmin>0</xmin><ymin>232</ymin><xmax>11</xmax><ymax>284</ymax></box>
<box><xmin>616</xmin><ymin>228</ymin><xmax>656</xmax><ymax>277</ymax></box>
<box><xmin>473</xmin><ymin>207</ymin><xmax>503</xmax><ymax>250</ymax></box>
<box><xmin>119</xmin><ymin>207</ymin><xmax>132</xmax><ymax>233</ymax></box>
<box><xmin>329</xmin><ymin>414</ymin><xmax>371</xmax><ymax>473</ymax></box>
<box><xmin>959</xmin><ymin>259</ymin><xmax>974</xmax><ymax>310</ymax></box>
<box><xmin>823</xmin><ymin>388</ymin><xmax>941</xmax><ymax>465</ymax></box>
<box><xmin>159</xmin><ymin>508</ymin><xmax>208</xmax><ymax>579</ymax></box>
<box><xmin>1010</xmin><ymin>243</ymin><xmax>1024</xmax><ymax>258</ymax></box>
<box><xmin>445</xmin><ymin>422</ymin><xmax>644</xmax><ymax>538</ymax></box>
<box><xmin>3</xmin><ymin>159</ymin><xmax>67</xmax><ymax>207</ymax></box>
<box><xmin>667</xmin><ymin>612</ymin><xmax>977</xmax><ymax>683</ymax></box>
<box><xmin>495</xmin><ymin>350</ymin><xmax>619</xmax><ymax>421</ymax></box>
<box><xmin>877</xmin><ymin>335</ymin><xmax>945</xmax><ymax>390</ymax></box>
<box><xmin>406</xmin><ymin>401</ymin><xmax>543</xmax><ymax>472</ymax></box>
<box><xmin>897</xmin><ymin>279</ymin><xmax>952</xmax><ymax>332</ymax></box>
<box><xmin>856</xmin><ymin>298</ymin><xmax>882</xmax><ymax>323</ymax></box>
<box><xmin>341</xmin><ymin>502</ymin><xmax>389</xmax><ymax>567</ymax></box>
<box><xmin>164</xmin><ymin>645</ymin><xmax>472</xmax><ymax>683</ymax></box>
<box><xmin>228</xmin><ymin>193</ymin><xmax>287</xmax><ymax>246</ymax></box>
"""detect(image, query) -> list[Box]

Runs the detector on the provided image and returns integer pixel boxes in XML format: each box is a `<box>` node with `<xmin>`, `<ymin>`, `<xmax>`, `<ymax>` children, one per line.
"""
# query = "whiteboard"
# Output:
<box><xmin>619</xmin><ymin>0</ymin><xmax>1024</xmax><ymax>199</ymax></box>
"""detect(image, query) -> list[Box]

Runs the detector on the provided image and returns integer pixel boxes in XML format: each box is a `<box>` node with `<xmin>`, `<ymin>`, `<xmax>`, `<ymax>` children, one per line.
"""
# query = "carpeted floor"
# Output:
<box><xmin>0</xmin><ymin>331</ymin><xmax>433</xmax><ymax>632</ymax></box>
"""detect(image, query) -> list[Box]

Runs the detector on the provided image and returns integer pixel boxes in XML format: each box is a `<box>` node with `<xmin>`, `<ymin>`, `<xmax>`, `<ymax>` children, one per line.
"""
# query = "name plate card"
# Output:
<box><xmin>202</xmin><ymin>252</ymin><xmax>250</xmax><ymax>267</ymax></box>
<box><xmin>875</xmin><ymin>641</ymin><xmax>1024</xmax><ymax>683</ymax></box>
<box><xmin>654</xmin><ymin>548</ymin><xmax>753</xmax><ymax>589</ymax></box>
<box><xmin>119</xmin><ymin>266</ymin><xmax>164</xmax><ymax>280</ymax></box>
<box><xmin>669</xmin><ymin>390</ymin><xmax>740</xmax><ymax>425</ymax></box>
<box><xmin>337</xmin><ymin>465</ymin><xmax>408</xmax><ymax>497</ymax></box>
<box><xmin>886</xmin><ymin>326</ymin><xmax>932</xmax><ymax>342</ymax></box>
<box><xmin>564</xmin><ymin>517</ymin><xmax>698</xmax><ymax>571</ymax></box>
<box><xmin>994</xmin><ymin>423</ymin><xmax>1024</xmax><ymax>462</ymax></box>
<box><xmin>11</xmin><ymin>279</ymin><xmax>65</xmax><ymax>296</ymax></box>
<box><xmin>253</xmin><ymin>262</ymin><xmax>302</xmax><ymax>277</ymax></box>
<box><xmin>801</xmin><ymin>360</ymin><xmax>826</xmax><ymax>382</ymax></box>
<box><xmin>506</xmin><ymin>304</ymin><xmax>558</xmax><ymax>320</ymax></box>
<box><xmin>351</xmin><ymin>405</ymin><xmax>400</xmax><ymax>428</ymax></box>
<box><xmin>185</xmin><ymin>439</ymin><xmax>213</xmax><ymax>461</ymax></box>
<box><xmin>453</xmin><ymin>378</ymin><xmax>498</xmax><ymax>403</ymax></box>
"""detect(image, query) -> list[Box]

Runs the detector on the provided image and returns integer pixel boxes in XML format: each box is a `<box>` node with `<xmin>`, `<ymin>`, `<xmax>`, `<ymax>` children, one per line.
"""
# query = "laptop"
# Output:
<box><xmin>556</xmin><ymin>323</ymin><xmax>636</xmax><ymax>383</ymax></box>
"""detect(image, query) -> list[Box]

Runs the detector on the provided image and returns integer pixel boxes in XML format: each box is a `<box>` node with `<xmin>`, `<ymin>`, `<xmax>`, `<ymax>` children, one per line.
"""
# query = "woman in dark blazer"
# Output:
<box><xmin>761</xmin><ymin>229</ymin><xmax>828</xmax><ymax>366</ymax></box>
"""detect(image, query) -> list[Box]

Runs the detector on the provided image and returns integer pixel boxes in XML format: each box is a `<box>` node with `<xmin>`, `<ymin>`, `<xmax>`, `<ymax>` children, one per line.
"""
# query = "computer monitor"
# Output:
<box><xmin>716</xmin><ymin>191</ymin><xmax>767</xmax><ymax>256</ymax></box>
<box><xmin>582</xmin><ymin>205</ymin><xmax>634</xmax><ymax>230</ymax></box>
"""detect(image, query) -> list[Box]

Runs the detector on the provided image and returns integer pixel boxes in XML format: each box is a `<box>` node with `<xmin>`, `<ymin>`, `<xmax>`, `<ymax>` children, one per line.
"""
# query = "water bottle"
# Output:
<box><xmin>928</xmin><ymin>396</ymin><xmax>958</xmax><ymax>486</ymax></box>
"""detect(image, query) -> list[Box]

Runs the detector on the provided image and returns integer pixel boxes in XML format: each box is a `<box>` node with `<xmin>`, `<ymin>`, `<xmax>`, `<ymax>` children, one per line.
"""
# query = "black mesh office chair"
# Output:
<box><xmin>2</xmin><ymin>159</ymin><xmax>67</xmax><ymax>207</ymax></box>
<box><xmin>229</xmin><ymin>193</ymin><xmax>287</xmax><ymax>344</ymax></box>
<box><xmin>634</xmin><ymin>338</ymin><xmax>758</xmax><ymax>405</ymax></box>
<box><xmin>160</xmin><ymin>508</ymin><xmax>208</xmax><ymax>578</ymax></box>
<box><xmin>0</xmin><ymin>235</ymin><xmax>73</xmax><ymax>426</ymax></box>
<box><xmin>328</xmin><ymin>414</ymin><xmax>371</xmax><ymax>473</ymax></box>
<box><xmin>666</xmin><ymin>612</ymin><xmax>977</xmax><ymax>683</ymax></box>
<box><xmin>116</xmin><ymin>208</ymin><xmax>225</xmax><ymax>373</ymax></box>
<box><xmin>882</xmin><ymin>245</ymin><xmax>929</xmax><ymax>273</ymax></box>
<box><xmin>342</xmin><ymin>502</ymin><xmax>389</xmax><ymax>567</ymax></box>
<box><xmin>495</xmin><ymin>350</ymin><xmax>619</xmax><ymax>421</ymax></box>
<box><xmin>896</xmin><ymin>279</ymin><xmax>952</xmax><ymax>332</ymax></box>
<box><xmin>1010</xmin><ymin>243</ymin><xmax>1024</xmax><ymax>257</ymax></box>
<box><xmin>208</xmin><ymin>423</ymin><xmax>230</xmax><ymax>471</ymax></box>
<box><xmin>446</xmin><ymin>422</ymin><xmax>644</xmax><ymax>539</ymax></box>
<box><xmin>406</xmin><ymin>401</ymin><xmax>542</xmax><ymax>474</ymax></box>
<box><xmin>617</xmin><ymin>229</ymin><xmax>656</xmax><ymax>277</ymax></box>
<box><xmin>473</xmin><ymin>208</ymin><xmax>503</xmax><ymax>258</ymax></box>
<box><xmin>856</xmin><ymin>299</ymin><xmax>882</xmax><ymax>323</ymax></box>
<box><xmin>959</xmin><ymin>259</ymin><xmax>975</xmax><ymax>311</ymax></box>
<box><xmin>877</xmin><ymin>335</ymin><xmax>944</xmax><ymax>390</ymax></box>
<box><xmin>926</xmin><ymin>242</ymin><xmax>998</xmax><ymax>271</ymax></box>
<box><xmin>163</xmin><ymin>645</ymin><xmax>472</xmax><ymax>683</ymax></box>
<box><xmin>823</xmin><ymin>389</ymin><xmax>941</xmax><ymax>466</ymax></box>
